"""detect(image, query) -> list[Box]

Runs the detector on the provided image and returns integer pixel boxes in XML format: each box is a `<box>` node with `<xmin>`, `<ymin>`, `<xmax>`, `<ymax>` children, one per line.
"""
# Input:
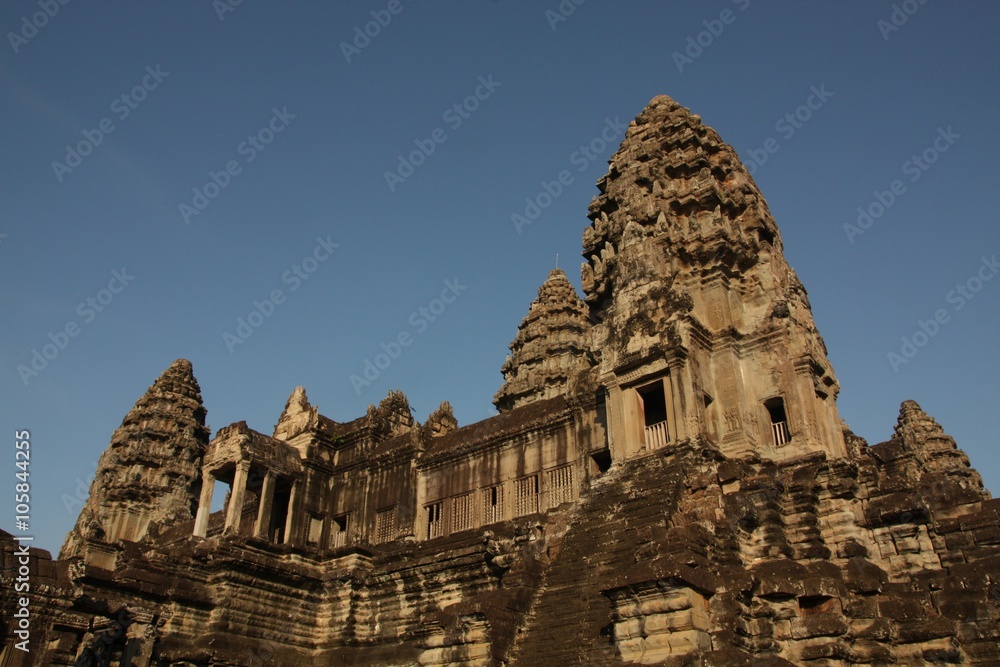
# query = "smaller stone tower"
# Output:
<box><xmin>61</xmin><ymin>359</ymin><xmax>210</xmax><ymax>566</ymax></box>
<box><xmin>494</xmin><ymin>268</ymin><xmax>594</xmax><ymax>412</ymax></box>
<box><xmin>890</xmin><ymin>400</ymin><xmax>989</xmax><ymax>504</ymax></box>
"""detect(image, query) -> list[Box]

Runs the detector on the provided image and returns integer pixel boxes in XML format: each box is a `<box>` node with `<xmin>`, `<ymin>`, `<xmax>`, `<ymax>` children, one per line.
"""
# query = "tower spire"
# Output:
<box><xmin>584</xmin><ymin>95</ymin><xmax>844</xmax><ymax>460</ymax></box>
<box><xmin>494</xmin><ymin>269</ymin><xmax>593</xmax><ymax>412</ymax></box>
<box><xmin>61</xmin><ymin>359</ymin><xmax>210</xmax><ymax>564</ymax></box>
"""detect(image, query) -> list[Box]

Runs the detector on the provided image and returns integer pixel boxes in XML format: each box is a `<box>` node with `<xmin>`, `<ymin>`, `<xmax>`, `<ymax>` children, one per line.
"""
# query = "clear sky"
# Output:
<box><xmin>2</xmin><ymin>1</ymin><xmax>997</xmax><ymax>555</ymax></box>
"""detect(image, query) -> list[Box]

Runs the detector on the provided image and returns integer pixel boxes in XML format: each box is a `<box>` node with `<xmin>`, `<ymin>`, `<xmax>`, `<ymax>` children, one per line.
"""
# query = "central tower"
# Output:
<box><xmin>582</xmin><ymin>95</ymin><xmax>845</xmax><ymax>461</ymax></box>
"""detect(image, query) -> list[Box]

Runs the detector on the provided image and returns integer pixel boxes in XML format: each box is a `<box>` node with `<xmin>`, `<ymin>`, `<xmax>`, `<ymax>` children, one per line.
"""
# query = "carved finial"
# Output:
<box><xmin>274</xmin><ymin>386</ymin><xmax>316</xmax><ymax>440</ymax></box>
<box><xmin>426</xmin><ymin>401</ymin><xmax>458</xmax><ymax>437</ymax></box>
<box><xmin>369</xmin><ymin>390</ymin><xmax>415</xmax><ymax>439</ymax></box>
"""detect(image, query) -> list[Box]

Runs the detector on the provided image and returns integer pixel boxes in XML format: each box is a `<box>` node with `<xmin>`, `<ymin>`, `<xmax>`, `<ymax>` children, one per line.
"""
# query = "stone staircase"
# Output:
<box><xmin>507</xmin><ymin>451</ymin><xmax>693</xmax><ymax>666</ymax></box>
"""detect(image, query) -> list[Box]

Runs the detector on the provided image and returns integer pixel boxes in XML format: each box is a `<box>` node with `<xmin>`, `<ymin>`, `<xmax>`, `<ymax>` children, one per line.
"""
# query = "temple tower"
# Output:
<box><xmin>61</xmin><ymin>359</ymin><xmax>210</xmax><ymax>566</ymax></box>
<box><xmin>494</xmin><ymin>268</ymin><xmax>594</xmax><ymax>413</ymax></box>
<box><xmin>582</xmin><ymin>95</ymin><xmax>845</xmax><ymax>461</ymax></box>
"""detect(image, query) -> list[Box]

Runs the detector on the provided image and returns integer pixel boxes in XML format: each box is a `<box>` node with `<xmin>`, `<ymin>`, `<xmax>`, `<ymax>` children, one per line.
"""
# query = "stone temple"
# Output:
<box><xmin>3</xmin><ymin>95</ymin><xmax>999</xmax><ymax>666</ymax></box>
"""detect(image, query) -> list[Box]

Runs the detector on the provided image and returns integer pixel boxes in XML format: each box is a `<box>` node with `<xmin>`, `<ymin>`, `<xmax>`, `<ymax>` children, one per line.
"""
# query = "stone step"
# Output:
<box><xmin>508</xmin><ymin>454</ymin><xmax>694</xmax><ymax>665</ymax></box>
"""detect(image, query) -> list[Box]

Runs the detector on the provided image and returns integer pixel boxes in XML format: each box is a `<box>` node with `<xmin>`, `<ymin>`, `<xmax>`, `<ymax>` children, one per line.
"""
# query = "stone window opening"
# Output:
<box><xmin>451</xmin><ymin>492</ymin><xmax>475</xmax><ymax>533</ymax></box>
<box><xmin>330</xmin><ymin>513</ymin><xmax>349</xmax><ymax>548</ymax></box>
<box><xmin>211</xmin><ymin>477</ymin><xmax>230</xmax><ymax>513</ymax></box>
<box><xmin>210</xmin><ymin>466</ymin><xmax>238</xmax><ymax>521</ymax></box>
<box><xmin>306</xmin><ymin>513</ymin><xmax>325</xmax><ymax>548</ymax></box>
<box><xmin>546</xmin><ymin>466</ymin><xmax>573</xmax><ymax>508</ymax></box>
<box><xmin>374</xmin><ymin>506</ymin><xmax>397</xmax><ymax>544</ymax></box>
<box><xmin>212</xmin><ymin>463</ymin><xmax>255</xmax><ymax>536</ymax></box>
<box><xmin>590</xmin><ymin>449</ymin><xmax>612</xmax><ymax>475</ymax></box>
<box><xmin>765</xmin><ymin>397</ymin><xmax>791</xmax><ymax>447</ymax></box>
<box><xmin>426</xmin><ymin>501</ymin><xmax>444</xmax><ymax>539</ymax></box>
<box><xmin>515</xmin><ymin>475</ymin><xmax>539</xmax><ymax>516</ymax></box>
<box><xmin>483</xmin><ymin>485</ymin><xmax>504</xmax><ymax>525</ymax></box>
<box><xmin>637</xmin><ymin>381</ymin><xmax>669</xmax><ymax>449</ymax></box>
<box><xmin>269</xmin><ymin>480</ymin><xmax>292</xmax><ymax>544</ymax></box>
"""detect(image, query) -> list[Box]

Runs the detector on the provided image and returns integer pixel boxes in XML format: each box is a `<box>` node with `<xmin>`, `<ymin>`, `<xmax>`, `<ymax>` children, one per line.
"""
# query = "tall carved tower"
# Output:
<box><xmin>494</xmin><ymin>268</ymin><xmax>593</xmax><ymax>413</ymax></box>
<box><xmin>583</xmin><ymin>95</ymin><xmax>845</xmax><ymax>461</ymax></box>
<box><xmin>61</xmin><ymin>359</ymin><xmax>210</xmax><ymax>566</ymax></box>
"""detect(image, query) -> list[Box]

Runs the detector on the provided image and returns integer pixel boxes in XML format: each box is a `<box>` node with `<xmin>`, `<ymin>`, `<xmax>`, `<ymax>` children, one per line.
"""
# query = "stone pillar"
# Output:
<box><xmin>255</xmin><ymin>471</ymin><xmax>276</xmax><ymax>540</ymax></box>
<box><xmin>502</xmin><ymin>478</ymin><xmax>514</xmax><ymax>521</ymax></box>
<box><xmin>662</xmin><ymin>375</ymin><xmax>678</xmax><ymax>443</ymax></box>
<box><xmin>225</xmin><ymin>461</ymin><xmax>250</xmax><ymax>533</ymax></box>
<box><xmin>124</xmin><ymin>615</ymin><xmax>157</xmax><ymax>667</ymax></box>
<box><xmin>193</xmin><ymin>469</ymin><xmax>215</xmax><ymax>538</ymax></box>
<box><xmin>283</xmin><ymin>480</ymin><xmax>300</xmax><ymax>545</ymax></box>
<box><xmin>606</xmin><ymin>385</ymin><xmax>626</xmax><ymax>462</ymax></box>
<box><xmin>670</xmin><ymin>355</ymin><xmax>700</xmax><ymax>442</ymax></box>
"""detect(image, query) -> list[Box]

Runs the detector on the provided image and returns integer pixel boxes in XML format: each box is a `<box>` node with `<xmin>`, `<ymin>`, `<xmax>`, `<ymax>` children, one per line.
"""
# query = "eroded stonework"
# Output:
<box><xmin>60</xmin><ymin>359</ymin><xmax>211</xmax><ymax>568</ymax></box>
<box><xmin>2</xmin><ymin>95</ymin><xmax>997</xmax><ymax>667</ymax></box>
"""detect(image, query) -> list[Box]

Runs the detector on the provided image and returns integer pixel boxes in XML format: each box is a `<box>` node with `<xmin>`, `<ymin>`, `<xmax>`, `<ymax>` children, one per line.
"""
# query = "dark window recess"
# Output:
<box><xmin>637</xmin><ymin>383</ymin><xmax>667</xmax><ymax>427</ymax></box>
<box><xmin>330</xmin><ymin>513</ymin><xmax>349</xmax><ymax>548</ymax></box>
<box><xmin>590</xmin><ymin>450</ymin><xmax>612</xmax><ymax>475</ymax></box>
<box><xmin>765</xmin><ymin>397</ymin><xmax>791</xmax><ymax>446</ymax></box>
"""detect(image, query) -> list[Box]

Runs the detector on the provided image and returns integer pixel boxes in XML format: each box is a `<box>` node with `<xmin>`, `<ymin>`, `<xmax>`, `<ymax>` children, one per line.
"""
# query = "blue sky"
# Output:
<box><xmin>2</xmin><ymin>1</ymin><xmax>997</xmax><ymax>555</ymax></box>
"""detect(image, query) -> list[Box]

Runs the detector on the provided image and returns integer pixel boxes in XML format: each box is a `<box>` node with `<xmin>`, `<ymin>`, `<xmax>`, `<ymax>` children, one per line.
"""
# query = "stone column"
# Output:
<box><xmin>225</xmin><ymin>461</ymin><xmax>250</xmax><ymax>533</ymax></box>
<box><xmin>502</xmin><ymin>479</ymin><xmax>514</xmax><ymax>522</ymax></box>
<box><xmin>606</xmin><ymin>385</ymin><xmax>625</xmax><ymax>462</ymax></box>
<box><xmin>283</xmin><ymin>480</ymin><xmax>300</xmax><ymax>545</ymax></box>
<box><xmin>255</xmin><ymin>471</ymin><xmax>276</xmax><ymax>540</ymax></box>
<box><xmin>667</xmin><ymin>367</ymin><xmax>687</xmax><ymax>441</ymax></box>
<box><xmin>124</xmin><ymin>615</ymin><xmax>157</xmax><ymax>667</ymax></box>
<box><xmin>193</xmin><ymin>469</ymin><xmax>215</xmax><ymax>538</ymax></box>
<box><xmin>667</xmin><ymin>351</ymin><xmax>699</xmax><ymax>442</ymax></box>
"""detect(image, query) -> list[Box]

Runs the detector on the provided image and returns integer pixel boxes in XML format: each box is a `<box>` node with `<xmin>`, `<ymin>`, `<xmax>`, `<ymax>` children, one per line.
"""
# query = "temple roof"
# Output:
<box><xmin>206</xmin><ymin>421</ymin><xmax>304</xmax><ymax>477</ymax></box>
<box><xmin>425</xmin><ymin>395</ymin><xmax>571</xmax><ymax>460</ymax></box>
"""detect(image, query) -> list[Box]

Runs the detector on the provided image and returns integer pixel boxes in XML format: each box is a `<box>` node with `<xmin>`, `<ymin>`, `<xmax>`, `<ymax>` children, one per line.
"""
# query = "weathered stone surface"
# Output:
<box><xmin>583</xmin><ymin>95</ymin><xmax>845</xmax><ymax>464</ymax></box>
<box><xmin>3</xmin><ymin>96</ymin><xmax>998</xmax><ymax>667</ymax></box>
<box><xmin>59</xmin><ymin>358</ymin><xmax>210</xmax><ymax>567</ymax></box>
